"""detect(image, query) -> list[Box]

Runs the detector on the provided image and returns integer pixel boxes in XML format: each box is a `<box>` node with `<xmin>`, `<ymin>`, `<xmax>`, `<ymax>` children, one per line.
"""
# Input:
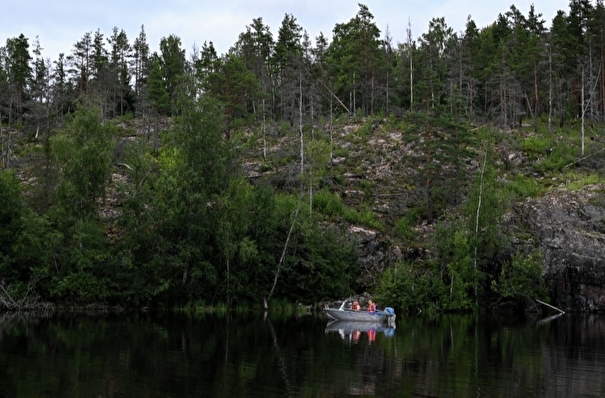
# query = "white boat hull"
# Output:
<box><xmin>324</xmin><ymin>308</ymin><xmax>396</xmax><ymax>326</ymax></box>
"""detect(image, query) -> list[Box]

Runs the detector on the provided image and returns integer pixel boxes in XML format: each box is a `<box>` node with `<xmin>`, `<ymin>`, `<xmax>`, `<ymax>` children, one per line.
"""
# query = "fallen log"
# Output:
<box><xmin>535</xmin><ymin>298</ymin><xmax>565</xmax><ymax>314</ymax></box>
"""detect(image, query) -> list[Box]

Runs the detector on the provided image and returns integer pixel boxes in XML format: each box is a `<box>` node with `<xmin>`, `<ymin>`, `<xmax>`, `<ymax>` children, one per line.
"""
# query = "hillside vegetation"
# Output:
<box><xmin>1</xmin><ymin>2</ymin><xmax>605</xmax><ymax>312</ymax></box>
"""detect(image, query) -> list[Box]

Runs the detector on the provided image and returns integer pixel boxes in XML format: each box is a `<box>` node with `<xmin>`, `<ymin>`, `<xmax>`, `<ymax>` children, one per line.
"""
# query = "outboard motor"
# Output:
<box><xmin>384</xmin><ymin>307</ymin><xmax>396</xmax><ymax>326</ymax></box>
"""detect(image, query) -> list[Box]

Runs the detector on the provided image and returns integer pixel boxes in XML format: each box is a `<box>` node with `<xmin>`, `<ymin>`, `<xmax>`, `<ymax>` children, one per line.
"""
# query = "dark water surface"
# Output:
<box><xmin>1</xmin><ymin>311</ymin><xmax>604</xmax><ymax>397</ymax></box>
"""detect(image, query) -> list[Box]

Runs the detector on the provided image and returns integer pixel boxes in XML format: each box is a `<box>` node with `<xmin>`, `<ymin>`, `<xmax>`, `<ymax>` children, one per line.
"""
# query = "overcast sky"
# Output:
<box><xmin>3</xmin><ymin>0</ymin><xmax>571</xmax><ymax>62</ymax></box>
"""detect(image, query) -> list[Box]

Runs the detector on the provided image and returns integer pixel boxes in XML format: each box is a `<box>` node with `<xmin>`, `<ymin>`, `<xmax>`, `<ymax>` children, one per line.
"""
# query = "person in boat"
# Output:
<box><xmin>351</xmin><ymin>300</ymin><xmax>361</xmax><ymax>311</ymax></box>
<box><xmin>367</xmin><ymin>300</ymin><xmax>376</xmax><ymax>312</ymax></box>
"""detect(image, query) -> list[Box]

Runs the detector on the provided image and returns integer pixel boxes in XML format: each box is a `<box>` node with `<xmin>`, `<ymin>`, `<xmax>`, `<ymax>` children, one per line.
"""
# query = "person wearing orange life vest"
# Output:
<box><xmin>367</xmin><ymin>300</ymin><xmax>376</xmax><ymax>312</ymax></box>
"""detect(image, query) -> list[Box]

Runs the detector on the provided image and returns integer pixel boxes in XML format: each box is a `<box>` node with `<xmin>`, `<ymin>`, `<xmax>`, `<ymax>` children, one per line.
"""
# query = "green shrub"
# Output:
<box><xmin>340</xmin><ymin>206</ymin><xmax>382</xmax><ymax>230</ymax></box>
<box><xmin>506</xmin><ymin>174</ymin><xmax>543</xmax><ymax>198</ymax></box>
<box><xmin>358</xmin><ymin>179</ymin><xmax>374</xmax><ymax>197</ymax></box>
<box><xmin>259</xmin><ymin>162</ymin><xmax>273</xmax><ymax>172</ymax></box>
<box><xmin>117</xmin><ymin>112</ymin><xmax>135</xmax><ymax>122</ymax></box>
<box><xmin>274</xmin><ymin>154</ymin><xmax>295</xmax><ymax>167</ymax></box>
<box><xmin>374</xmin><ymin>261</ymin><xmax>445</xmax><ymax>313</ymax></box>
<box><xmin>533</xmin><ymin>138</ymin><xmax>579</xmax><ymax>174</ymax></box>
<box><xmin>387</xmin><ymin>113</ymin><xmax>399</xmax><ymax>128</ymax></box>
<box><xmin>313</xmin><ymin>189</ymin><xmax>383</xmax><ymax>229</ymax></box>
<box><xmin>533</xmin><ymin>151</ymin><xmax>574</xmax><ymax>173</ymax></box>
<box><xmin>347</xmin><ymin>208</ymin><xmax>383</xmax><ymax>230</ymax></box>
<box><xmin>313</xmin><ymin>189</ymin><xmax>345</xmax><ymax>217</ymax></box>
<box><xmin>565</xmin><ymin>172</ymin><xmax>604</xmax><ymax>191</ymax></box>
<box><xmin>491</xmin><ymin>251</ymin><xmax>547</xmax><ymax>301</ymax></box>
<box><xmin>332</xmin><ymin>147</ymin><xmax>350</xmax><ymax>159</ymax></box>
<box><xmin>393</xmin><ymin>208</ymin><xmax>420</xmax><ymax>241</ymax></box>
<box><xmin>348</xmin><ymin>117</ymin><xmax>374</xmax><ymax>144</ymax></box>
<box><xmin>521</xmin><ymin>136</ymin><xmax>553</xmax><ymax>157</ymax></box>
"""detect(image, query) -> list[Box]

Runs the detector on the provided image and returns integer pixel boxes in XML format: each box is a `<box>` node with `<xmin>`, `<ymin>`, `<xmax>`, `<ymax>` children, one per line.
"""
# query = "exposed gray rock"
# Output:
<box><xmin>346</xmin><ymin>225</ymin><xmax>390</xmax><ymax>287</ymax></box>
<box><xmin>518</xmin><ymin>184</ymin><xmax>605</xmax><ymax>311</ymax></box>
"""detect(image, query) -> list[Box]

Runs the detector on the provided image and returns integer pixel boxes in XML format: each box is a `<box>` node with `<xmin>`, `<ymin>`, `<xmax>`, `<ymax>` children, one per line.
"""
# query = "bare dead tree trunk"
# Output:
<box><xmin>329</xmin><ymin>96</ymin><xmax>334</xmax><ymax>176</ymax></box>
<box><xmin>261</xmin><ymin>66</ymin><xmax>268</xmax><ymax>158</ymax></box>
<box><xmin>1</xmin><ymin>127</ymin><xmax>14</xmax><ymax>170</ymax></box>
<box><xmin>262</xmin><ymin>97</ymin><xmax>267</xmax><ymax>159</ymax></box>
<box><xmin>226</xmin><ymin>258</ymin><xmax>230</xmax><ymax>306</ymax></box>
<box><xmin>407</xmin><ymin>18</ymin><xmax>414</xmax><ymax>111</ymax></box>
<box><xmin>474</xmin><ymin>146</ymin><xmax>488</xmax><ymax>305</ymax></box>
<box><xmin>535</xmin><ymin>298</ymin><xmax>565</xmax><ymax>314</ymax></box>
<box><xmin>580</xmin><ymin>62</ymin><xmax>601</xmax><ymax>157</ymax></box>
<box><xmin>386</xmin><ymin>69</ymin><xmax>389</xmax><ymax>116</ymax></box>
<box><xmin>320</xmin><ymin>81</ymin><xmax>350</xmax><ymax>114</ymax></box>
<box><xmin>352</xmin><ymin>72</ymin><xmax>356</xmax><ymax>115</ymax></box>
<box><xmin>548</xmin><ymin>43</ymin><xmax>553</xmax><ymax>135</ymax></box>
<box><xmin>299</xmin><ymin>71</ymin><xmax>304</xmax><ymax>175</ymax></box>
<box><xmin>0</xmin><ymin>278</ymin><xmax>43</xmax><ymax>310</ymax></box>
<box><xmin>581</xmin><ymin>64</ymin><xmax>585</xmax><ymax>156</ymax></box>
<box><xmin>533</xmin><ymin>61</ymin><xmax>539</xmax><ymax>132</ymax></box>
<box><xmin>0</xmin><ymin>111</ymin><xmax>4</xmax><ymax>169</ymax></box>
<box><xmin>264</xmin><ymin>207</ymin><xmax>300</xmax><ymax>309</ymax></box>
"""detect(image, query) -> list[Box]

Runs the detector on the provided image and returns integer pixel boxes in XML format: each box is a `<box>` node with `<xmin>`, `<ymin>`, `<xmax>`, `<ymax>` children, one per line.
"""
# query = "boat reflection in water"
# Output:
<box><xmin>325</xmin><ymin>319</ymin><xmax>396</xmax><ymax>344</ymax></box>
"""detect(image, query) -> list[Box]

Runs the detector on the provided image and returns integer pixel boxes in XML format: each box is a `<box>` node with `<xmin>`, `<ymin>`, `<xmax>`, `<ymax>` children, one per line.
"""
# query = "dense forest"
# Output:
<box><xmin>1</xmin><ymin>1</ymin><xmax>604</xmax><ymax>311</ymax></box>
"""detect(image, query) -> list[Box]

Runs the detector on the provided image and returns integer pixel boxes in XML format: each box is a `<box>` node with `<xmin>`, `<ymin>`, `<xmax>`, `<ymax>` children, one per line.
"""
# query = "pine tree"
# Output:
<box><xmin>273</xmin><ymin>13</ymin><xmax>303</xmax><ymax>123</ymax></box>
<box><xmin>158</xmin><ymin>34</ymin><xmax>185</xmax><ymax>114</ymax></box>
<box><xmin>5</xmin><ymin>33</ymin><xmax>32</xmax><ymax>124</ymax></box>
<box><xmin>52</xmin><ymin>53</ymin><xmax>75</xmax><ymax>116</ymax></box>
<box><xmin>147</xmin><ymin>54</ymin><xmax>170</xmax><ymax>116</ymax></box>
<box><xmin>132</xmin><ymin>25</ymin><xmax>149</xmax><ymax>99</ymax></box>
<box><xmin>108</xmin><ymin>27</ymin><xmax>132</xmax><ymax>116</ymax></box>
<box><xmin>0</xmin><ymin>47</ymin><xmax>9</xmax><ymax>125</ymax></box>
<box><xmin>69</xmin><ymin>32</ymin><xmax>93</xmax><ymax>95</ymax></box>
<box><xmin>193</xmin><ymin>40</ymin><xmax>218</xmax><ymax>88</ymax></box>
<box><xmin>460</xmin><ymin>17</ymin><xmax>480</xmax><ymax>118</ymax></box>
<box><xmin>525</xmin><ymin>4</ymin><xmax>547</xmax><ymax>131</ymax></box>
<box><xmin>327</xmin><ymin>4</ymin><xmax>382</xmax><ymax>116</ymax></box>
<box><xmin>204</xmin><ymin>53</ymin><xmax>259</xmax><ymax>139</ymax></box>
<box><xmin>235</xmin><ymin>17</ymin><xmax>274</xmax><ymax>149</ymax></box>
<box><xmin>550</xmin><ymin>10</ymin><xmax>575</xmax><ymax>126</ymax></box>
<box><xmin>29</xmin><ymin>36</ymin><xmax>52</xmax><ymax>137</ymax></box>
<box><xmin>417</xmin><ymin>17</ymin><xmax>455</xmax><ymax>112</ymax></box>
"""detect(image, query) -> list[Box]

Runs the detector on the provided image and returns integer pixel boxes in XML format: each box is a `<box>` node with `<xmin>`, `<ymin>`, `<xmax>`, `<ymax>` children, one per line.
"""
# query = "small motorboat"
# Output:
<box><xmin>324</xmin><ymin>300</ymin><xmax>396</xmax><ymax>326</ymax></box>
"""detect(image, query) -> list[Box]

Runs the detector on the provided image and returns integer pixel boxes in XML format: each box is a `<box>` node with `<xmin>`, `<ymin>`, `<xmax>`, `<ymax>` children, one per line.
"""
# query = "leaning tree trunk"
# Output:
<box><xmin>474</xmin><ymin>146</ymin><xmax>488</xmax><ymax>306</ymax></box>
<box><xmin>299</xmin><ymin>71</ymin><xmax>304</xmax><ymax>175</ymax></box>
<box><xmin>264</xmin><ymin>207</ymin><xmax>300</xmax><ymax>310</ymax></box>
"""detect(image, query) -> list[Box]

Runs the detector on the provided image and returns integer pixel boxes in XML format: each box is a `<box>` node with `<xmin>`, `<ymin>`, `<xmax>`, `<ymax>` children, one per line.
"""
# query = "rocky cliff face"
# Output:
<box><xmin>518</xmin><ymin>185</ymin><xmax>605</xmax><ymax>311</ymax></box>
<box><xmin>242</xmin><ymin>119</ymin><xmax>605</xmax><ymax>311</ymax></box>
<box><xmin>345</xmin><ymin>225</ymin><xmax>400</xmax><ymax>288</ymax></box>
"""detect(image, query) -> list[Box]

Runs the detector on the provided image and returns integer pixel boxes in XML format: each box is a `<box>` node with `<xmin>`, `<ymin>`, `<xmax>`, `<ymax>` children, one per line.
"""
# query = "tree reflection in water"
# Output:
<box><xmin>1</xmin><ymin>312</ymin><xmax>605</xmax><ymax>397</ymax></box>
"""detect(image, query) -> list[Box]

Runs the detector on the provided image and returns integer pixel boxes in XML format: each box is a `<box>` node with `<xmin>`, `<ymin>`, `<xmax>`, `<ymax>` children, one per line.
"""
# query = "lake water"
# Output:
<box><xmin>0</xmin><ymin>311</ymin><xmax>604</xmax><ymax>397</ymax></box>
